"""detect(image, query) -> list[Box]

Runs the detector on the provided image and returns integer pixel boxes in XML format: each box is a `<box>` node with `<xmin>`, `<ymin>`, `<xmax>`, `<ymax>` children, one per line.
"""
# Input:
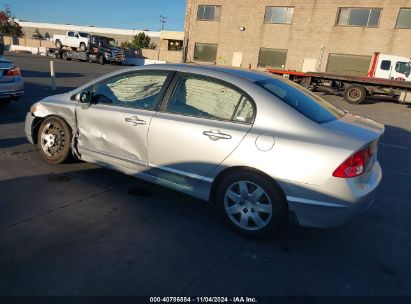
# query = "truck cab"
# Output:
<box><xmin>369</xmin><ymin>53</ymin><xmax>411</xmax><ymax>81</ymax></box>
<box><xmin>89</xmin><ymin>35</ymin><xmax>124</xmax><ymax>64</ymax></box>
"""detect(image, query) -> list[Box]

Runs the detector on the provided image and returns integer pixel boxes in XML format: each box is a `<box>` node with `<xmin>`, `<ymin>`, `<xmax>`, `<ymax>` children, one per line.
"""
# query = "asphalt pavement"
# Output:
<box><xmin>0</xmin><ymin>53</ymin><xmax>410</xmax><ymax>297</ymax></box>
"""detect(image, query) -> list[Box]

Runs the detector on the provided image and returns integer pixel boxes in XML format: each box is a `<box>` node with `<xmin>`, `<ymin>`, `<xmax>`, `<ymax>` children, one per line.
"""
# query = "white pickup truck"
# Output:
<box><xmin>52</xmin><ymin>31</ymin><xmax>90</xmax><ymax>51</ymax></box>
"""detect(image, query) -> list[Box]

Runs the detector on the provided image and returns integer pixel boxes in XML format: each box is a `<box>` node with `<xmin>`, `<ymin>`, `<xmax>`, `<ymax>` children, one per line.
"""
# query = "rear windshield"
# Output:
<box><xmin>256</xmin><ymin>78</ymin><xmax>345</xmax><ymax>124</ymax></box>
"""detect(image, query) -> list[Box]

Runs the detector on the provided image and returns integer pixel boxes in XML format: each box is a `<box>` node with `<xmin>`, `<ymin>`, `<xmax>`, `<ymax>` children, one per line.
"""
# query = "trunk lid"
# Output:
<box><xmin>323</xmin><ymin>112</ymin><xmax>384</xmax><ymax>144</ymax></box>
<box><xmin>324</xmin><ymin>112</ymin><xmax>384</xmax><ymax>182</ymax></box>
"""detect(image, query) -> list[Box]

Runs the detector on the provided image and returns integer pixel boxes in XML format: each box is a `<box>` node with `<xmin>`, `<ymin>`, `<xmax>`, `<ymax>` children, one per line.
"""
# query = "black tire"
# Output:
<box><xmin>216</xmin><ymin>169</ymin><xmax>288</xmax><ymax>238</ymax></box>
<box><xmin>55</xmin><ymin>40</ymin><xmax>62</xmax><ymax>50</ymax></box>
<box><xmin>79</xmin><ymin>42</ymin><xmax>87</xmax><ymax>52</ymax></box>
<box><xmin>37</xmin><ymin>116</ymin><xmax>72</xmax><ymax>164</ymax></box>
<box><xmin>98</xmin><ymin>55</ymin><xmax>105</xmax><ymax>65</ymax></box>
<box><xmin>344</xmin><ymin>84</ymin><xmax>367</xmax><ymax>104</ymax></box>
<box><xmin>0</xmin><ymin>99</ymin><xmax>11</xmax><ymax>108</ymax></box>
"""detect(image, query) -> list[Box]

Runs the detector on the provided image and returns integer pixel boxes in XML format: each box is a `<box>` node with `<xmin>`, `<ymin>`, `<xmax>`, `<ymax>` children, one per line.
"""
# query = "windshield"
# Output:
<box><xmin>256</xmin><ymin>78</ymin><xmax>345</xmax><ymax>124</ymax></box>
<box><xmin>395</xmin><ymin>62</ymin><xmax>410</xmax><ymax>75</ymax></box>
<box><xmin>100</xmin><ymin>38</ymin><xmax>116</xmax><ymax>47</ymax></box>
<box><xmin>78</xmin><ymin>32</ymin><xmax>89</xmax><ymax>38</ymax></box>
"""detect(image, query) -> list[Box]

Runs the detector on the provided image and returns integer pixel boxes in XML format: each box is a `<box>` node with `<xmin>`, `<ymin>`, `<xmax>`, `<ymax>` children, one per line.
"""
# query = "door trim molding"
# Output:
<box><xmin>78</xmin><ymin>145</ymin><xmax>147</xmax><ymax>167</ymax></box>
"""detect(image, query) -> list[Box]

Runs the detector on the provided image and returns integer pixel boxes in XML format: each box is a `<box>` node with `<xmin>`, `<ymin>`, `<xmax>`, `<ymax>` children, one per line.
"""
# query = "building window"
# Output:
<box><xmin>168</xmin><ymin>40</ymin><xmax>182</xmax><ymax>51</ymax></box>
<box><xmin>257</xmin><ymin>48</ymin><xmax>287</xmax><ymax>68</ymax></box>
<box><xmin>337</xmin><ymin>8</ymin><xmax>381</xmax><ymax>27</ymax></box>
<box><xmin>264</xmin><ymin>7</ymin><xmax>294</xmax><ymax>24</ymax></box>
<box><xmin>396</xmin><ymin>9</ymin><xmax>411</xmax><ymax>29</ymax></box>
<box><xmin>197</xmin><ymin>5</ymin><xmax>221</xmax><ymax>21</ymax></box>
<box><xmin>194</xmin><ymin>43</ymin><xmax>218</xmax><ymax>63</ymax></box>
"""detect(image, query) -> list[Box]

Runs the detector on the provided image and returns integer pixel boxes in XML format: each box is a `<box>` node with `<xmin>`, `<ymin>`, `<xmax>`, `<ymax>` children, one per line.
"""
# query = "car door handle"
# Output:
<box><xmin>125</xmin><ymin>116</ymin><xmax>146</xmax><ymax>126</ymax></box>
<box><xmin>203</xmin><ymin>130</ymin><xmax>232</xmax><ymax>140</ymax></box>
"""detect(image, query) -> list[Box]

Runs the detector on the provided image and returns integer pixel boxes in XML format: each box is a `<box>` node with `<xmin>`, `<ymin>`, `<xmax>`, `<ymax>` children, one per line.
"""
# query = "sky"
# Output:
<box><xmin>4</xmin><ymin>0</ymin><xmax>186</xmax><ymax>31</ymax></box>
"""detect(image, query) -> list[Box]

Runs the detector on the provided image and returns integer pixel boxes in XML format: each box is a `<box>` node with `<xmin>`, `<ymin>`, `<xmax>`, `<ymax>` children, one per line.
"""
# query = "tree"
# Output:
<box><xmin>32</xmin><ymin>28</ymin><xmax>43</xmax><ymax>40</ymax></box>
<box><xmin>0</xmin><ymin>11</ymin><xmax>23</xmax><ymax>37</ymax></box>
<box><xmin>121</xmin><ymin>32</ymin><xmax>156</xmax><ymax>49</ymax></box>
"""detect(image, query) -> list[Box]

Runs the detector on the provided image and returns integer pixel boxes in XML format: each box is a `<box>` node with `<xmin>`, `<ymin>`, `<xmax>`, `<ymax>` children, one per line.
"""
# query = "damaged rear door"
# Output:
<box><xmin>75</xmin><ymin>70</ymin><xmax>171</xmax><ymax>172</ymax></box>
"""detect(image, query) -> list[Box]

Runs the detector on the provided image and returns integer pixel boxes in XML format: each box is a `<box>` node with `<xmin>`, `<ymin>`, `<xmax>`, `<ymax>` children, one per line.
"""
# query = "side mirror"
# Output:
<box><xmin>79</xmin><ymin>91</ymin><xmax>92</xmax><ymax>104</ymax></box>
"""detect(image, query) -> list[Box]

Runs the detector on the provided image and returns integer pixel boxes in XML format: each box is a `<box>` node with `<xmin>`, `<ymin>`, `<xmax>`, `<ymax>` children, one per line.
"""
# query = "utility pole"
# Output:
<box><xmin>160</xmin><ymin>15</ymin><xmax>167</xmax><ymax>31</ymax></box>
<box><xmin>4</xmin><ymin>3</ymin><xmax>11</xmax><ymax>18</ymax></box>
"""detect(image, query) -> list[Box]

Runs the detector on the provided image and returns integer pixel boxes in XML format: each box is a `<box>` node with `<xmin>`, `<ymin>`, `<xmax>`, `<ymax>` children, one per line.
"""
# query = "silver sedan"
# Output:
<box><xmin>25</xmin><ymin>64</ymin><xmax>384</xmax><ymax>237</ymax></box>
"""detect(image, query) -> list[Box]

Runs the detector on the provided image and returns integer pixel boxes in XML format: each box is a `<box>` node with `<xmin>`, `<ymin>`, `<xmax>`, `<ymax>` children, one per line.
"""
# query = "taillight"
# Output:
<box><xmin>5</xmin><ymin>66</ymin><xmax>21</xmax><ymax>77</ymax></box>
<box><xmin>333</xmin><ymin>147</ymin><xmax>372</xmax><ymax>178</ymax></box>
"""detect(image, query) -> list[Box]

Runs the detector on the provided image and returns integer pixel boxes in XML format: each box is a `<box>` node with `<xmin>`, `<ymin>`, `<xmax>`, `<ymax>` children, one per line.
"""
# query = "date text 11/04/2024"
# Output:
<box><xmin>149</xmin><ymin>297</ymin><xmax>258</xmax><ymax>303</ymax></box>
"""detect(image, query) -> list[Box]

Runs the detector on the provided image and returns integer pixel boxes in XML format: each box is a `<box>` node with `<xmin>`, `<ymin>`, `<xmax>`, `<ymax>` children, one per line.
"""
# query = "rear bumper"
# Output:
<box><xmin>0</xmin><ymin>89</ymin><xmax>24</xmax><ymax>99</ymax></box>
<box><xmin>0</xmin><ymin>78</ymin><xmax>24</xmax><ymax>99</ymax></box>
<box><xmin>286</xmin><ymin>162</ymin><xmax>382</xmax><ymax>228</ymax></box>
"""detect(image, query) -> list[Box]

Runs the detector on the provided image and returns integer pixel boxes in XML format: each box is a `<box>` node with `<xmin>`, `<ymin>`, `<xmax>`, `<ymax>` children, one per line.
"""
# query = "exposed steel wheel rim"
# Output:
<box><xmin>224</xmin><ymin>181</ymin><xmax>273</xmax><ymax>231</ymax></box>
<box><xmin>40</xmin><ymin>121</ymin><xmax>66</xmax><ymax>157</ymax></box>
<box><xmin>348</xmin><ymin>88</ymin><xmax>362</xmax><ymax>101</ymax></box>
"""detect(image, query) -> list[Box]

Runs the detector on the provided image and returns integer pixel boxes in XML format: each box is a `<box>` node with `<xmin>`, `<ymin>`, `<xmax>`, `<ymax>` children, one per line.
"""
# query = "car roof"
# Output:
<box><xmin>135</xmin><ymin>64</ymin><xmax>278</xmax><ymax>83</ymax></box>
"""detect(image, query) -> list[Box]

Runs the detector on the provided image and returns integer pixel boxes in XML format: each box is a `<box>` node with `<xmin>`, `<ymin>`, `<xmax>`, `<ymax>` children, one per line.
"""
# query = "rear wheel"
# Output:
<box><xmin>0</xmin><ymin>99</ymin><xmax>11</xmax><ymax>108</ymax></box>
<box><xmin>98</xmin><ymin>55</ymin><xmax>105</xmax><ymax>65</ymax></box>
<box><xmin>217</xmin><ymin>170</ymin><xmax>287</xmax><ymax>238</ymax></box>
<box><xmin>62</xmin><ymin>52</ymin><xmax>71</xmax><ymax>61</ymax></box>
<box><xmin>55</xmin><ymin>40</ymin><xmax>62</xmax><ymax>50</ymax></box>
<box><xmin>79</xmin><ymin>42</ymin><xmax>87</xmax><ymax>52</ymax></box>
<box><xmin>37</xmin><ymin>116</ymin><xmax>72</xmax><ymax>164</ymax></box>
<box><xmin>344</xmin><ymin>84</ymin><xmax>367</xmax><ymax>104</ymax></box>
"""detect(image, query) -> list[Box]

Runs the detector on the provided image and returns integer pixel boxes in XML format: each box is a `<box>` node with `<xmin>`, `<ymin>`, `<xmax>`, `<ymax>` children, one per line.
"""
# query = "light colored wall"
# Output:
<box><xmin>141</xmin><ymin>49</ymin><xmax>182</xmax><ymax>63</ymax></box>
<box><xmin>160</xmin><ymin>31</ymin><xmax>185</xmax><ymax>40</ymax></box>
<box><xmin>3</xmin><ymin>36</ymin><xmax>55</xmax><ymax>48</ymax></box>
<box><xmin>3</xmin><ymin>34</ymin><xmax>182</xmax><ymax>63</ymax></box>
<box><xmin>186</xmin><ymin>0</ymin><xmax>411</xmax><ymax>71</ymax></box>
<box><xmin>20</xmin><ymin>26</ymin><xmax>161</xmax><ymax>46</ymax></box>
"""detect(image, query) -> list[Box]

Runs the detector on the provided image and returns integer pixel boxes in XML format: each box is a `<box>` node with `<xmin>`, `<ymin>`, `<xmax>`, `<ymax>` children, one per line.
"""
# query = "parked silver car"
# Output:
<box><xmin>25</xmin><ymin>64</ymin><xmax>384</xmax><ymax>237</ymax></box>
<box><xmin>0</xmin><ymin>56</ymin><xmax>24</xmax><ymax>106</ymax></box>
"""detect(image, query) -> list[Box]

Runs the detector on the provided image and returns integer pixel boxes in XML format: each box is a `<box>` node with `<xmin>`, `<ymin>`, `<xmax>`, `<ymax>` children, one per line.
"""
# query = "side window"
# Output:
<box><xmin>233</xmin><ymin>97</ymin><xmax>254</xmax><ymax>123</ymax></box>
<box><xmin>380</xmin><ymin>60</ymin><xmax>391</xmax><ymax>71</ymax></box>
<box><xmin>67</xmin><ymin>32</ymin><xmax>73</xmax><ymax>37</ymax></box>
<box><xmin>92</xmin><ymin>72</ymin><xmax>168</xmax><ymax>110</ymax></box>
<box><xmin>165</xmin><ymin>75</ymin><xmax>254</xmax><ymax>123</ymax></box>
<box><xmin>395</xmin><ymin>62</ymin><xmax>407</xmax><ymax>74</ymax></box>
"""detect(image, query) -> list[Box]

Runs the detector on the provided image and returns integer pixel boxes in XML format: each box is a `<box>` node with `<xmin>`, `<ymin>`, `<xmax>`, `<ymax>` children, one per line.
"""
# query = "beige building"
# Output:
<box><xmin>183</xmin><ymin>0</ymin><xmax>411</xmax><ymax>75</ymax></box>
<box><xmin>7</xmin><ymin>20</ymin><xmax>184</xmax><ymax>63</ymax></box>
<box><xmin>16</xmin><ymin>20</ymin><xmax>161</xmax><ymax>46</ymax></box>
<box><xmin>16</xmin><ymin>20</ymin><xmax>184</xmax><ymax>51</ymax></box>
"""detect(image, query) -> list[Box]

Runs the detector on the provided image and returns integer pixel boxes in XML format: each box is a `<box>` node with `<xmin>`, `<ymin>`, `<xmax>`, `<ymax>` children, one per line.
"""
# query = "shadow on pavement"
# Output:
<box><xmin>0</xmin><ymin>137</ymin><xmax>27</xmax><ymax>149</ymax></box>
<box><xmin>22</xmin><ymin>70</ymin><xmax>84</xmax><ymax>78</ymax></box>
<box><xmin>0</xmin><ymin>144</ymin><xmax>410</xmax><ymax>296</ymax></box>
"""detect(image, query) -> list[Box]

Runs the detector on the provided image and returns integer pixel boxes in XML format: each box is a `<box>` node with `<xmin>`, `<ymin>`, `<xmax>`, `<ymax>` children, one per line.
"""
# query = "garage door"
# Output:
<box><xmin>326</xmin><ymin>54</ymin><xmax>372</xmax><ymax>76</ymax></box>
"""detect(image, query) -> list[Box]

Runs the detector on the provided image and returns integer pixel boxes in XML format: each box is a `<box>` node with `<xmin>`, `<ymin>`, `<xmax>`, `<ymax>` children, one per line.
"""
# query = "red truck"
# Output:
<box><xmin>268</xmin><ymin>52</ymin><xmax>411</xmax><ymax>104</ymax></box>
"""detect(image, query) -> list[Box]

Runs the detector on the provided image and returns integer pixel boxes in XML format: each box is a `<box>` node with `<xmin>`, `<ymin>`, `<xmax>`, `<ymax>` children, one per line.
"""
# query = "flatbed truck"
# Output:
<box><xmin>268</xmin><ymin>52</ymin><xmax>411</xmax><ymax>104</ymax></box>
<box><xmin>47</xmin><ymin>35</ymin><xmax>124</xmax><ymax>65</ymax></box>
